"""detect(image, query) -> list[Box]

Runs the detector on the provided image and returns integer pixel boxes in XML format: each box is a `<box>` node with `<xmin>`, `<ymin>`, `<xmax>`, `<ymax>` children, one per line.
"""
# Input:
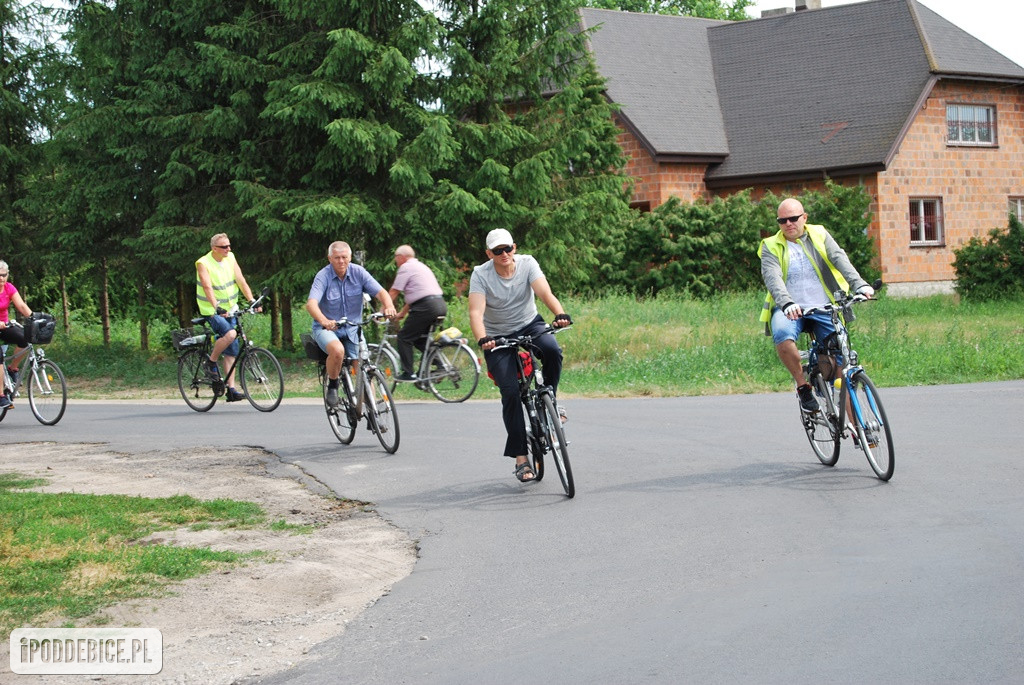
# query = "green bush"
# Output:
<box><xmin>952</xmin><ymin>215</ymin><xmax>1024</xmax><ymax>300</ymax></box>
<box><xmin>606</xmin><ymin>181</ymin><xmax>877</xmax><ymax>297</ymax></box>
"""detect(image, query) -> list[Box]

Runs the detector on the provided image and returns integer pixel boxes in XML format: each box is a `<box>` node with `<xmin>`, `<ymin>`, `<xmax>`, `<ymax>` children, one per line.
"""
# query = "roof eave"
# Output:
<box><xmin>704</xmin><ymin>163</ymin><xmax>887</xmax><ymax>190</ymax></box>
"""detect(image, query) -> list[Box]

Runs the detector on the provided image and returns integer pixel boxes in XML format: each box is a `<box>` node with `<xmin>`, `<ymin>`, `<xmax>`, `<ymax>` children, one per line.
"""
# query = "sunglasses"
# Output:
<box><xmin>777</xmin><ymin>214</ymin><xmax>804</xmax><ymax>225</ymax></box>
<box><xmin>491</xmin><ymin>245</ymin><xmax>514</xmax><ymax>255</ymax></box>
<box><xmin>215</xmin><ymin>244</ymin><xmax>231</xmax><ymax>250</ymax></box>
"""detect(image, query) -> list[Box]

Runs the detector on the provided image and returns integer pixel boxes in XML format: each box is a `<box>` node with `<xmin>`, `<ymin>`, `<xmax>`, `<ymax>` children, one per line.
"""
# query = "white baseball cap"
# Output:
<box><xmin>485</xmin><ymin>228</ymin><xmax>514</xmax><ymax>251</ymax></box>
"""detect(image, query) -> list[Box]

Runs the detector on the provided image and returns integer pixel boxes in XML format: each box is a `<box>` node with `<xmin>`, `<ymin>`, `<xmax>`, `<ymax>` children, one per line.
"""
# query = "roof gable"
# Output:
<box><xmin>579</xmin><ymin>8</ymin><xmax>729</xmax><ymax>158</ymax></box>
<box><xmin>581</xmin><ymin>0</ymin><xmax>1024</xmax><ymax>184</ymax></box>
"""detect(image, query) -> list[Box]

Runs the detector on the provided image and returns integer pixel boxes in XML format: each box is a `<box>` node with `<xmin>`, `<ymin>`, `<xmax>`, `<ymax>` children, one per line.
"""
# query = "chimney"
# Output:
<box><xmin>795</xmin><ymin>0</ymin><xmax>822</xmax><ymax>10</ymax></box>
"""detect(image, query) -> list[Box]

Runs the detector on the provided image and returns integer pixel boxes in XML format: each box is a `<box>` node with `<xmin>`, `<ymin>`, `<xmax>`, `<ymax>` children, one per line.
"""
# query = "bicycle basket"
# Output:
<box><xmin>487</xmin><ymin>350</ymin><xmax>533</xmax><ymax>385</ymax></box>
<box><xmin>21</xmin><ymin>312</ymin><xmax>56</xmax><ymax>345</ymax></box>
<box><xmin>171</xmin><ymin>327</ymin><xmax>207</xmax><ymax>351</ymax></box>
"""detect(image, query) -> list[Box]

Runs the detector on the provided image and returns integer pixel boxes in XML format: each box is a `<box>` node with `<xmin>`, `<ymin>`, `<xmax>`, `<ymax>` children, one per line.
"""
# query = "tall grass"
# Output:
<box><xmin>37</xmin><ymin>291</ymin><xmax>1024</xmax><ymax>399</ymax></box>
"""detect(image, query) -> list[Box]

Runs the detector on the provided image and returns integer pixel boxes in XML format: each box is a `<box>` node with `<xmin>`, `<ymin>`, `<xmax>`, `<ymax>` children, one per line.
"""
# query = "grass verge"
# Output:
<box><xmin>0</xmin><ymin>472</ymin><xmax>267</xmax><ymax>633</ymax></box>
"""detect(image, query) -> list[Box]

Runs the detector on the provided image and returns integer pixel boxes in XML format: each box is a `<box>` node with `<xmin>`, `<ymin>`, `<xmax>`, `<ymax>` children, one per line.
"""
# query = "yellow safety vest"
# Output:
<box><xmin>758</xmin><ymin>223</ymin><xmax>850</xmax><ymax>324</ymax></box>
<box><xmin>195</xmin><ymin>251</ymin><xmax>239</xmax><ymax>316</ymax></box>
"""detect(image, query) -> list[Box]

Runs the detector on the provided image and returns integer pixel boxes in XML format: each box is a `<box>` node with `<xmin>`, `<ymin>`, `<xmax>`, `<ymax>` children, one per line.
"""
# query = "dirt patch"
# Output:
<box><xmin>0</xmin><ymin>443</ymin><xmax>417</xmax><ymax>684</ymax></box>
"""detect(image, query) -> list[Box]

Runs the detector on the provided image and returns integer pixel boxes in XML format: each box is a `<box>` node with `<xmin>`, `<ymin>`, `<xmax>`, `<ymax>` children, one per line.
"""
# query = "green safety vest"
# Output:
<box><xmin>758</xmin><ymin>223</ymin><xmax>850</xmax><ymax>324</ymax></box>
<box><xmin>195</xmin><ymin>251</ymin><xmax>239</xmax><ymax>316</ymax></box>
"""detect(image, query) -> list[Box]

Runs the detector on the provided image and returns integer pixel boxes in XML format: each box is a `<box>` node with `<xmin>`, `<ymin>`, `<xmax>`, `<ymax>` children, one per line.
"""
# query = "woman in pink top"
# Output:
<box><xmin>0</xmin><ymin>260</ymin><xmax>35</xmax><ymax>409</ymax></box>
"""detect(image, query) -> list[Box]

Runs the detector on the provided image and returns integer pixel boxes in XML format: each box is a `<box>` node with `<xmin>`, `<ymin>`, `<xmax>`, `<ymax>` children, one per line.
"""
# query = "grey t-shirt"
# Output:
<box><xmin>469</xmin><ymin>254</ymin><xmax>545</xmax><ymax>335</ymax></box>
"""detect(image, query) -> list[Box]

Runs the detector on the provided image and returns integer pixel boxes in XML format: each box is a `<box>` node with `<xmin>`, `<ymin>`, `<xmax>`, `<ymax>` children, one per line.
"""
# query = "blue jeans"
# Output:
<box><xmin>206</xmin><ymin>315</ymin><xmax>240</xmax><ymax>357</ymax></box>
<box><xmin>769</xmin><ymin>308</ymin><xmax>836</xmax><ymax>346</ymax></box>
<box><xmin>311</xmin><ymin>326</ymin><xmax>360</xmax><ymax>359</ymax></box>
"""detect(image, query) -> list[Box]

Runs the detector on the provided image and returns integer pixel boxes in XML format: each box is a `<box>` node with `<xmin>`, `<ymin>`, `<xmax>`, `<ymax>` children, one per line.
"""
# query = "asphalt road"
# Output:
<box><xmin>12</xmin><ymin>381</ymin><xmax>1024</xmax><ymax>684</ymax></box>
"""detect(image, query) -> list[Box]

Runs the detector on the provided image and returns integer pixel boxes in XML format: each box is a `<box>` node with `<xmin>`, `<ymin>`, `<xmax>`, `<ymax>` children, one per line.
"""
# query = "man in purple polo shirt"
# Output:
<box><xmin>307</xmin><ymin>241</ymin><xmax>397</xmax><ymax>406</ymax></box>
<box><xmin>388</xmin><ymin>244</ymin><xmax>447</xmax><ymax>381</ymax></box>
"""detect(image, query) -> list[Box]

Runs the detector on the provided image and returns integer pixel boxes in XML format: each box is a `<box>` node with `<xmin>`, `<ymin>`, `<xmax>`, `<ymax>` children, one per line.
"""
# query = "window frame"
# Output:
<box><xmin>909</xmin><ymin>197</ymin><xmax>945</xmax><ymax>247</ymax></box>
<box><xmin>1009</xmin><ymin>197</ymin><xmax>1024</xmax><ymax>223</ymax></box>
<box><xmin>946</xmin><ymin>103</ymin><xmax>997</xmax><ymax>147</ymax></box>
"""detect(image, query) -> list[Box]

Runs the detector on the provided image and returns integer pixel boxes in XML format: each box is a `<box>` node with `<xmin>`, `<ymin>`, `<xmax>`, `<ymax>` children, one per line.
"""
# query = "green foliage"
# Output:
<box><xmin>952</xmin><ymin>215</ymin><xmax>1024</xmax><ymax>300</ymax></box>
<box><xmin>582</xmin><ymin>0</ymin><xmax>753</xmax><ymax>21</ymax></box>
<box><xmin>605</xmin><ymin>182</ymin><xmax>877</xmax><ymax>297</ymax></box>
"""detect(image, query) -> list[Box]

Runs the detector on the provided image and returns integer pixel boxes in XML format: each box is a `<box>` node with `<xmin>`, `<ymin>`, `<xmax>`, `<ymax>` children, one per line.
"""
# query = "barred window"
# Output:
<box><xmin>909</xmin><ymin>198</ymin><xmax>944</xmax><ymax>246</ymax></box>
<box><xmin>946</xmin><ymin>104</ymin><xmax>996</xmax><ymax>145</ymax></box>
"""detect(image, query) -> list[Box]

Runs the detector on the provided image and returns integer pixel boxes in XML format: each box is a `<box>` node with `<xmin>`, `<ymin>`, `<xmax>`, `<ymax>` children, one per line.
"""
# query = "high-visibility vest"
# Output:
<box><xmin>758</xmin><ymin>223</ymin><xmax>850</xmax><ymax>324</ymax></box>
<box><xmin>195</xmin><ymin>251</ymin><xmax>239</xmax><ymax>316</ymax></box>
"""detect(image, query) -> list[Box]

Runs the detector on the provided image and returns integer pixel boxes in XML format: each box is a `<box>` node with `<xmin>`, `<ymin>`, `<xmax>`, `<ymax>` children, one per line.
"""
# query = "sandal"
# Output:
<box><xmin>514</xmin><ymin>460</ymin><xmax>536</xmax><ymax>482</ymax></box>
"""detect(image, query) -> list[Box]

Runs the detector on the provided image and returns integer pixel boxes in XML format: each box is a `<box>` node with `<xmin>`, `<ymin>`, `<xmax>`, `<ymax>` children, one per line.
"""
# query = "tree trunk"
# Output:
<box><xmin>281</xmin><ymin>292</ymin><xmax>293</xmax><ymax>351</ymax></box>
<box><xmin>137</xmin><ymin>279</ymin><xmax>149</xmax><ymax>351</ymax></box>
<box><xmin>270</xmin><ymin>289</ymin><xmax>280</xmax><ymax>347</ymax></box>
<box><xmin>61</xmin><ymin>274</ymin><xmax>70</xmax><ymax>334</ymax></box>
<box><xmin>100</xmin><ymin>257</ymin><xmax>111</xmax><ymax>346</ymax></box>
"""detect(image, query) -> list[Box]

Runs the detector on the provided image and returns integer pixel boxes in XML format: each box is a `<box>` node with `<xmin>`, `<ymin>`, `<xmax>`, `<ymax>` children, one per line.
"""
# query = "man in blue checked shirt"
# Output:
<box><xmin>307</xmin><ymin>241</ymin><xmax>397</xmax><ymax>407</ymax></box>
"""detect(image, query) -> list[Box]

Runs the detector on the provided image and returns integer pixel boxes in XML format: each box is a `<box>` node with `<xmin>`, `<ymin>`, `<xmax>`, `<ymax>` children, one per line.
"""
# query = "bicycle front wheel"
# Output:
<box><xmin>177</xmin><ymin>348</ymin><xmax>217</xmax><ymax>412</ymax></box>
<box><xmin>365</xmin><ymin>368</ymin><xmax>400</xmax><ymax>454</ymax></box>
<box><xmin>804</xmin><ymin>370</ymin><xmax>840</xmax><ymax>466</ymax></box>
<box><xmin>541</xmin><ymin>393</ymin><xmax>574</xmax><ymax>498</ymax></box>
<box><xmin>367</xmin><ymin>343</ymin><xmax>399</xmax><ymax>393</ymax></box>
<box><xmin>424</xmin><ymin>344</ymin><xmax>480</xmax><ymax>403</ymax></box>
<box><xmin>27</xmin><ymin>359</ymin><xmax>68</xmax><ymax>426</ymax></box>
<box><xmin>848</xmin><ymin>371</ymin><xmax>895</xmax><ymax>481</ymax></box>
<box><xmin>326</xmin><ymin>373</ymin><xmax>357</xmax><ymax>444</ymax></box>
<box><xmin>240</xmin><ymin>347</ymin><xmax>284</xmax><ymax>412</ymax></box>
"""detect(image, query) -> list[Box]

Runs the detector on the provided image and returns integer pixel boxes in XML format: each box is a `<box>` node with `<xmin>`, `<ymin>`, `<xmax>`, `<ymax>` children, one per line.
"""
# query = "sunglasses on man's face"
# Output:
<box><xmin>777</xmin><ymin>214</ymin><xmax>804</xmax><ymax>225</ymax></box>
<box><xmin>491</xmin><ymin>245</ymin><xmax>514</xmax><ymax>255</ymax></box>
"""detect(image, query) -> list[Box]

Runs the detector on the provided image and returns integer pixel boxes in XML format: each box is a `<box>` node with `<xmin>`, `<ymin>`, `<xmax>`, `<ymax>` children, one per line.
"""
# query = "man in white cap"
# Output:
<box><xmin>468</xmin><ymin>228</ymin><xmax>572</xmax><ymax>483</ymax></box>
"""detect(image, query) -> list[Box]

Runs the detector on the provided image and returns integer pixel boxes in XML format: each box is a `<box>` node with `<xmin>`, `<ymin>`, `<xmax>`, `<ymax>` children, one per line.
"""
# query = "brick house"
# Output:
<box><xmin>578</xmin><ymin>0</ymin><xmax>1024</xmax><ymax>294</ymax></box>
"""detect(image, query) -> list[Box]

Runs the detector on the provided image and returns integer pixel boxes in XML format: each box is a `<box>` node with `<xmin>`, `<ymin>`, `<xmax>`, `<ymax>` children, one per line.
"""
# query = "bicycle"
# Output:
<box><xmin>0</xmin><ymin>312</ymin><xmax>67</xmax><ymax>426</ymax></box>
<box><xmin>491</xmin><ymin>324</ymin><xmax>574</xmax><ymax>497</ymax></box>
<box><xmin>799</xmin><ymin>281</ymin><xmax>894</xmax><ymax>481</ymax></box>
<box><xmin>367</xmin><ymin>317</ymin><xmax>480</xmax><ymax>402</ymax></box>
<box><xmin>301</xmin><ymin>313</ymin><xmax>400</xmax><ymax>454</ymax></box>
<box><xmin>174</xmin><ymin>287</ymin><xmax>284</xmax><ymax>413</ymax></box>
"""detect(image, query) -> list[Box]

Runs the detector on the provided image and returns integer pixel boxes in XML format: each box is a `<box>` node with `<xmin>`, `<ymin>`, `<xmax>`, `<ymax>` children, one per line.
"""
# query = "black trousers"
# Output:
<box><xmin>397</xmin><ymin>296</ymin><xmax>448</xmax><ymax>375</ymax></box>
<box><xmin>483</xmin><ymin>315</ymin><xmax>563</xmax><ymax>458</ymax></box>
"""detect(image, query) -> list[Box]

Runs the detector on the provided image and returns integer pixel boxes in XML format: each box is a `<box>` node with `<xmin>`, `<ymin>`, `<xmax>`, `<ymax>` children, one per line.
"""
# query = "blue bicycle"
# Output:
<box><xmin>800</xmin><ymin>283</ymin><xmax>894</xmax><ymax>481</ymax></box>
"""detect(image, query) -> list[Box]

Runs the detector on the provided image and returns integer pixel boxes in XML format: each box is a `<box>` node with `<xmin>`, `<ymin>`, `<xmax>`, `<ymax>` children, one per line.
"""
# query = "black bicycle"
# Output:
<box><xmin>491</xmin><ymin>325</ymin><xmax>574</xmax><ymax>497</ymax></box>
<box><xmin>301</xmin><ymin>313</ymin><xmax>400</xmax><ymax>454</ymax></box>
<box><xmin>0</xmin><ymin>313</ymin><xmax>67</xmax><ymax>426</ymax></box>
<box><xmin>800</xmin><ymin>281</ymin><xmax>894</xmax><ymax>481</ymax></box>
<box><xmin>174</xmin><ymin>287</ymin><xmax>284</xmax><ymax>412</ymax></box>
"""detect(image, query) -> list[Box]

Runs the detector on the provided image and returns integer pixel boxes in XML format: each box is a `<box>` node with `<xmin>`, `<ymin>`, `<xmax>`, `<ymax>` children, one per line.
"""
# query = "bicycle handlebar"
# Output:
<box><xmin>490</xmin><ymin>324</ymin><xmax>571</xmax><ymax>351</ymax></box>
<box><xmin>330</xmin><ymin>311</ymin><xmax>389</xmax><ymax>328</ymax></box>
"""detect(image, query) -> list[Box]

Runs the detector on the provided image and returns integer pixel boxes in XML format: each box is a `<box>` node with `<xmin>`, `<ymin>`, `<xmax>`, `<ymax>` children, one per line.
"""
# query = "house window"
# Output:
<box><xmin>909</xmin><ymin>198</ymin><xmax>944</xmax><ymax>246</ymax></box>
<box><xmin>1010</xmin><ymin>197</ymin><xmax>1024</xmax><ymax>222</ymax></box>
<box><xmin>946</xmin><ymin>104</ymin><xmax>995</xmax><ymax>145</ymax></box>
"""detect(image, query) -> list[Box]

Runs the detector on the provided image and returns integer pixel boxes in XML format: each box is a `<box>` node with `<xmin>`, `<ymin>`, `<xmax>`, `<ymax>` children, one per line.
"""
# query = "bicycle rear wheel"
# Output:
<box><xmin>541</xmin><ymin>393</ymin><xmax>574</xmax><ymax>498</ymax></box>
<box><xmin>424</xmin><ymin>343</ymin><xmax>479</xmax><ymax>403</ymax></box>
<box><xmin>367</xmin><ymin>343</ymin><xmax>399</xmax><ymax>393</ymax></box>
<box><xmin>177</xmin><ymin>348</ymin><xmax>217</xmax><ymax>412</ymax></box>
<box><xmin>848</xmin><ymin>371</ymin><xmax>894</xmax><ymax>481</ymax></box>
<box><xmin>804</xmin><ymin>369</ymin><xmax>840</xmax><ymax>466</ymax></box>
<box><xmin>27</xmin><ymin>359</ymin><xmax>67</xmax><ymax>426</ymax></box>
<box><xmin>365</xmin><ymin>368</ymin><xmax>400</xmax><ymax>454</ymax></box>
<box><xmin>326</xmin><ymin>373</ymin><xmax>356</xmax><ymax>444</ymax></box>
<box><xmin>240</xmin><ymin>347</ymin><xmax>284</xmax><ymax>412</ymax></box>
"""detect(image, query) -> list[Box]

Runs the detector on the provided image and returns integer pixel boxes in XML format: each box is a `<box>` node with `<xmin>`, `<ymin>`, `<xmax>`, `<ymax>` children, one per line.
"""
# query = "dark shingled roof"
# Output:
<box><xmin>578</xmin><ymin>8</ymin><xmax>730</xmax><ymax>158</ymax></box>
<box><xmin>579</xmin><ymin>0</ymin><xmax>1024</xmax><ymax>185</ymax></box>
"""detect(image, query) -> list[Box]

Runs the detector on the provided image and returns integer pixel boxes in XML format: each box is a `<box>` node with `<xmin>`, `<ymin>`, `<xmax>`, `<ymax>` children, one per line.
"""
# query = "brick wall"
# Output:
<box><xmin>874</xmin><ymin>79</ymin><xmax>1024</xmax><ymax>285</ymax></box>
<box><xmin>618</xmin><ymin>122</ymin><xmax>710</xmax><ymax>207</ymax></box>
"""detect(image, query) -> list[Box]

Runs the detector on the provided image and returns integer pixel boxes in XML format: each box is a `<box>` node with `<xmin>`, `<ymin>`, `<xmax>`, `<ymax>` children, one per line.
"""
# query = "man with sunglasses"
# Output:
<box><xmin>469</xmin><ymin>228</ymin><xmax>572</xmax><ymax>483</ymax></box>
<box><xmin>196</xmin><ymin>233</ymin><xmax>259</xmax><ymax>402</ymax></box>
<box><xmin>758</xmin><ymin>198</ymin><xmax>874</xmax><ymax>413</ymax></box>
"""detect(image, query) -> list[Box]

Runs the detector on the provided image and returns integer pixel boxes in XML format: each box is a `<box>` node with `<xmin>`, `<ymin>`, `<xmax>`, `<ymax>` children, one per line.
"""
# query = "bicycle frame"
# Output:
<box><xmin>188</xmin><ymin>289</ymin><xmax>270</xmax><ymax>386</ymax></box>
